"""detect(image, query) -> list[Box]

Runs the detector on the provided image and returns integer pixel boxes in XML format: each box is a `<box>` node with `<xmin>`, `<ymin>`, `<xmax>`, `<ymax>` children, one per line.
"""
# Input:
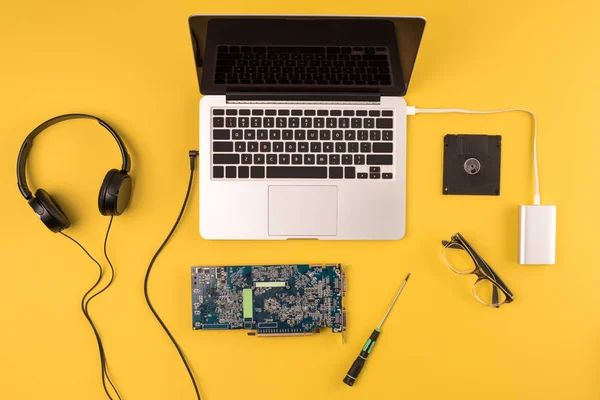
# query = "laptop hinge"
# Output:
<box><xmin>225</xmin><ymin>91</ymin><xmax>381</xmax><ymax>104</ymax></box>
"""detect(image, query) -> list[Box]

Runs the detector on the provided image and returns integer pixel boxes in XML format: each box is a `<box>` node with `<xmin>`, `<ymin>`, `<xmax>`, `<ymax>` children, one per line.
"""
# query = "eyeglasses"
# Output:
<box><xmin>441</xmin><ymin>233</ymin><xmax>514</xmax><ymax>308</ymax></box>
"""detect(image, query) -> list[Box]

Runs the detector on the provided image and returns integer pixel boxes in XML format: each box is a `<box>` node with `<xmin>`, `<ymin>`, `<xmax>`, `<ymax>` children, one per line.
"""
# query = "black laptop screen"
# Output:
<box><xmin>189</xmin><ymin>15</ymin><xmax>425</xmax><ymax>96</ymax></box>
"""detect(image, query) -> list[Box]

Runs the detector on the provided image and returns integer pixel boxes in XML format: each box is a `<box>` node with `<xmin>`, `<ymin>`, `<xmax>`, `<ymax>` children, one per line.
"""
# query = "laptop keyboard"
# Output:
<box><xmin>214</xmin><ymin>46</ymin><xmax>392</xmax><ymax>86</ymax></box>
<box><xmin>211</xmin><ymin>108</ymin><xmax>395</xmax><ymax>180</ymax></box>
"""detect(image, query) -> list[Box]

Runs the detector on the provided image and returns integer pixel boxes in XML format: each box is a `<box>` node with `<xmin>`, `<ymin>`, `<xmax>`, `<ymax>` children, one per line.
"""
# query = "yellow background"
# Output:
<box><xmin>1</xmin><ymin>1</ymin><xmax>598</xmax><ymax>399</ymax></box>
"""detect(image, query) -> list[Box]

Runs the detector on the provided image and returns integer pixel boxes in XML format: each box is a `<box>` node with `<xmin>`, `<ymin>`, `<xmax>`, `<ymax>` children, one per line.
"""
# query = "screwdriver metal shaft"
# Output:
<box><xmin>343</xmin><ymin>273</ymin><xmax>411</xmax><ymax>387</ymax></box>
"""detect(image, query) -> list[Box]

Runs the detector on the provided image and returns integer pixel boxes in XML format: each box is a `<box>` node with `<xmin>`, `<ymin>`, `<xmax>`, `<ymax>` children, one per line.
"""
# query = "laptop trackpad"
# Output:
<box><xmin>268</xmin><ymin>186</ymin><xmax>338</xmax><ymax>236</ymax></box>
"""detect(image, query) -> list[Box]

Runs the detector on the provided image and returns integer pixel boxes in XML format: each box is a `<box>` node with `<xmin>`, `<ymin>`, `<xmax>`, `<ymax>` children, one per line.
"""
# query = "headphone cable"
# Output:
<box><xmin>60</xmin><ymin>219</ymin><xmax>122</xmax><ymax>400</ymax></box>
<box><xmin>143</xmin><ymin>151</ymin><xmax>201</xmax><ymax>400</ymax></box>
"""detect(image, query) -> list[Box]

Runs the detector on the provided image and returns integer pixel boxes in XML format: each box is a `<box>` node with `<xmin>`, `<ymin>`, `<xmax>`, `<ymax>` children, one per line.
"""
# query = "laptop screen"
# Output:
<box><xmin>189</xmin><ymin>15</ymin><xmax>425</xmax><ymax>97</ymax></box>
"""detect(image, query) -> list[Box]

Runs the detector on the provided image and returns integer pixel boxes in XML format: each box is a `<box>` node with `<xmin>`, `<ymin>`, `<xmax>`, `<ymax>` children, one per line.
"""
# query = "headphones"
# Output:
<box><xmin>17</xmin><ymin>114</ymin><xmax>133</xmax><ymax>233</ymax></box>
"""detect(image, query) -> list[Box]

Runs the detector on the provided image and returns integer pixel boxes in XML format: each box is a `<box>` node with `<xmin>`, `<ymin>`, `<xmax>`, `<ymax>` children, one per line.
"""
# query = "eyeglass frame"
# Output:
<box><xmin>441</xmin><ymin>232</ymin><xmax>514</xmax><ymax>307</ymax></box>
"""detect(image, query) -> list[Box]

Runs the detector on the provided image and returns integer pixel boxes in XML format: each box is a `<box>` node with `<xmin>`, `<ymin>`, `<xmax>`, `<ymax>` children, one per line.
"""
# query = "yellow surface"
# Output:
<box><xmin>0</xmin><ymin>1</ymin><xmax>599</xmax><ymax>399</ymax></box>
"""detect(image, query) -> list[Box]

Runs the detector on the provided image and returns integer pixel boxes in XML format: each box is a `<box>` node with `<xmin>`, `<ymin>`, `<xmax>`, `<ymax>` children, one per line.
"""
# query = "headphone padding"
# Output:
<box><xmin>98</xmin><ymin>169</ymin><xmax>132</xmax><ymax>216</ymax></box>
<box><xmin>30</xmin><ymin>189</ymin><xmax>71</xmax><ymax>232</ymax></box>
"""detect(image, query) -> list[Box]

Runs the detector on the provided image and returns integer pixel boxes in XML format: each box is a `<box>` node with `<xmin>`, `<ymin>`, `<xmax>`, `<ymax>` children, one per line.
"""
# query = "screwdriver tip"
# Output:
<box><xmin>405</xmin><ymin>273</ymin><xmax>411</xmax><ymax>281</ymax></box>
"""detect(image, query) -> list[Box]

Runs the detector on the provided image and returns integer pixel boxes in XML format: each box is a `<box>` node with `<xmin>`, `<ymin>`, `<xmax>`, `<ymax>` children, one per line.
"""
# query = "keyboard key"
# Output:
<box><xmin>213</xmin><ymin>154</ymin><xmax>239</xmax><ymax>164</ymax></box>
<box><xmin>351</xmin><ymin>118</ymin><xmax>362</xmax><ymax>128</ymax></box>
<box><xmin>370</xmin><ymin>172</ymin><xmax>381</xmax><ymax>179</ymax></box>
<box><xmin>364</xmin><ymin>118</ymin><xmax>374</xmax><ymax>128</ymax></box>
<box><xmin>235</xmin><ymin>142</ymin><xmax>246</xmax><ymax>152</ymax></box>
<box><xmin>317</xmin><ymin>154</ymin><xmax>327</xmax><ymax>164</ymax></box>
<box><xmin>345</xmin><ymin>130</ymin><xmax>356</xmax><ymax>141</ymax></box>
<box><xmin>285</xmin><ymin>142</ymin><xmax>296</xmax><ymax>152</ymax></box>
<box><xmin>289</xmin><ymin>118</ymin><xmax>300</xmax><ymax>128</ymax></box>
<box><xmin>301</xmin><ymin>118</ymin><xmax>312</xmax><ymax>128</ymax></box>
<box><xmin>291</xmin><ymin>109</ymin><xmax>303</xmax><ymax>116</ymax></box>
<box><xmin>264</xmin><ymin>118</ymin><xmax>275</xmax><ymax>128</ymax></box>
<box><xmin>267</xmin><ymin>166</ymin><xmax>327</xmax><ymax>179</ymax></box>
<box><xmin>354</xmin><ymin>154</ymin><xmax>365</xmax><ymax>165</ymax></box>
<box><xmin>314</xmin><ymin>118</ymin><xmax>325</xmax><ymax>128</ymax></box>
<box><xmin>251</xmin><ymin>117</ymin><xmax>262</xmax><ymax>128</ymax></box>
<box><xmin>252</xmin><ymin>109</ymin><xmax>264</xmax><ymax>115</ymax></box>
<box><xmin>276</xmin><ymin>118</ymin><xmax>287</xmax><ymax>128</ymax></box>
<box><xmin>373</xmin><ymin>143</ymin><xmax>393</xmax><ymax>153</ymax></box>
<box><xmin>367</xmin><ymin>155</ymin><xmax>393</xmax><ymax>165</ymax></box>
<box><xmin>357</xmin><ymin>110</ymin><xmax>367</xmax><ymax>116</ymax></box>
<box><xmin>239</xmin><ymin>117</ymin><xmax>249</xmax><ymax>128</ymax></box>
<box><xmin>332</xmin><ymin>130</ymin><xmax>343</xmax><ymax>140</ymax></box>
<box><xmin>226</xmin><ymin>117</ymin><xmax>237</xmax><ymax>127</ymax></box>
<box><xmin>317</xmin><ymin>110</ymin><xmax>328</xmax><ymax>116</ymax></box>
<box><xmin>310</xmin><ymin>142</ymin><xmax>321</xmax><ymax>153</ymax></box>
<box><xmin>279</xmin><ymin>154</ymin><xmax>290</xmax><ymax>164</ymax></box>
<box><xmin>348</xmin><ymin>142</ymin><xmax>359</xmax><ymax>153</ymax></box>
<box><xmin>267</xmin><ymin>154</ymin><xmax>277</xmax><ymax>164</ymax></box>
<box><xmin>342</xmin><ymin>155</ymin><xmax>353</xmax><ymax>165</ymax></box>
<box><xmin>343</xmin><ymin>110</ymin><xmax>355</xmax><ymax>116</ymax></box>
<box><xmin>213</xmin><ymin>129</ymin><xmax>230</xmax><ymax>140</ymax></box>
<box><xmin>265</xmin><ymin>110</ymin><xmax>277</xmax><ymax>115</ymax></box>
<box><xmin>326</xmin><ymin>118</ymin><xmax>337</xmax><ymax>128</ymax></box>
<box><xmin>248</xmin><ymin>142</ymin><xmax>259</xmax><ymax>152</ymax></box>
<box><xmin>244</xmin><ymin>130</ymin><xmax>256</xmax><ymax>140</ymax></box>
<box><xmin>361</xmin><ymin>143</ymin><xmax>371</xmax><ymax>153</ymax></box>
<box><xmin>278</xmin><ymin>109</ymin><xmax>290</xmax><ymax>116</ymax></box>
<box><xmin>383</xmin><ymin>130</ymin><xmax>393</xmax><ymax>141</ymax></box>
<box><xmin>307</xmin><ymin>130</ymin><xmax>318</xmax><ymax>140</ymax></box>
<box><xmin>241</xmin><ymin>154</ymin><xmax>252</xmax><ymax>164</ymax></box>
<box><xmin>370</xmin><ymin>130</ymin><xmax>381</xmax><ymax>141</ymax></box>
<box><xmin>283</xmin><ymin>130</ymin><xmax>293</xmax><ymax>140</ymax></box>
<box><xmin>320</xmin><ymin>130</ymin><xmax>331</xmax><ymax>140</ymax></box>
<box><xmin>226</xmin><ymin>109</ymin><xmax>237</xmax><ymax>115</ymax></box>
<box><xmin>258</xmin><ymin>129</ymin><xmax>268</xmax><ymax>140</ymax></box>
<box><xmin>330</xmin><ymin>110</ymin><xmax>342</xmax><ymax>116</ymax></box>
<box><xmin>323</xmin><ymin>142</ymin><xmax>334</xmax><ymax>153</ymax></box>
<box><xmin>260</xmin><ymin>142</ymin><xmax>271</xmax><ymax>152</ymax></box>
<box><xmin>213</xmin><ymin>109</ymin><xmax>225</xmax><ymax>115</ymax></box>
<box><xmin>292</xmin><ymin>154</ymin><xmax>302</xmax><ymax>164</ymax></box>
<box><xmin>254</xmin><ymin>154</ymin><xmax>265</xmax><ymax>164</ymax></box>
<box><xmin>383</xmin><ymin>173</ymin><xmax>393</xmax><ymax>179</ymax></box>
<box><xmin>358</xmin><ymin>172</ymin><xmax>368</xmax><ymax>179</ymax></box>
<box><xmin>226</xmin><ymin>166</ymin><xmax>236</xmax><ymax>178</ymax></box>
<box><xmin>239</xmin><ymin>109</ymin><xmax>251</xmax><ymax>115</ymax></box>
<box><xmin>329</xmin><ymin>154</ymin><xmax>340</xmax><ymax>165</ymax></box>
<box><xmin>335</xmin><ymin>143</ymin><xmax>346</xmax><ymax>153</ymax></box>
<box><xmin>269</xmin><ymin>129</ymin><xmax>281</xmax><ymax>140</ymax></box>
<box><xmin>329</xmin><ymin>167</ymin><xmax>343</xmax><ymax>179</ymax></box>
<box><xmin>376</xmin><ymin>118</ymin><xmax>393</xmax><ymax>128</ymax></box>
<box><xmin>358</xmin><ymin>130</ymin><xmax>368</xmax><ymax>141</ymax></box>
<box><xmin>213</xmin><ymin>117</ymin><xmax>224</xmax><ymax>127</ymax></box>
<box><xmin>382</xmin><ymin>110</ymin><xmax>393</xmax><ymax>116</ymax></box>
<box><xmin>345</xmin><ymin>166</ymin><xmax>356</xmax><ymax>179</ymax></box>
<box><xmin>304</xmin><ymin>154</ymin><xmax>315</xmax><ymax>164</ymax></box>
<box><xmin>305</xmin><ymin>110</ymin><xmax>316</xmax><ymax>116</ymax></box>
<box><xmin>370</xmin><ymin>167</ymin><xmax>381</xmax><ymax>173</ymax></box>
<box><xmin>232</xmin><ymin>129</ymin><xmax>243</xmax><ymax>140</ymax></box>
<box><xmin>294</xmin><ymin>130</ymin><xmax>306</xmax><ymax>140</ymax></box>
<box><xmin>273</xmin><ymin>142</ymin><xmax>284</xmax><ymax>152</ymax></box>
<box><xmin>238</xmin><ymin>166</ymin><xmax>249</xmax><ymax>178</ymax></box>
<box><xmin>298</xmin><ymin>142</ymin><xmax>309</xmax><ymax>152</ymax></box>
<box><xmin>251</xmin><ymin>166</ymin><xmax>265</xmax><ymax>178</ymax></box>
<box><xmin>213</xmin><ymin>166</ymin><xmax>224</xmax><ymax>178</ymax></box>
<box><xmin>369</xmin><ymin>110</ymin><xmax>380</xmax><ymax>117</ymax></box>
<box><xmin>339</xmin><ymin>118</ymin><xmax>350</xmax><ymax>128</ymax></box>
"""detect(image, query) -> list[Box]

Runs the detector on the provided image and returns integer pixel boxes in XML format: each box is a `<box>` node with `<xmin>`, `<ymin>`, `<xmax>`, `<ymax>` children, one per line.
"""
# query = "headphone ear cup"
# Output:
<box><xmin>98</xmin><ymin>169</ymin><xmax>132</xmax><ymax>216</ymax></box>
<box><xmin>29</xmin><ymin>189</ymin><xmax>71</xmax><ymax>232</ymax></box>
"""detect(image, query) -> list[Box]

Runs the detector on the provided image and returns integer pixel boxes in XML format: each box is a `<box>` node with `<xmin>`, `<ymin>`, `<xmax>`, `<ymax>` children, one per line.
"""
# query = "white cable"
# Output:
<box><xmin>409</xmin><ymin>107</ymin><xmax>540</xmax><ymax>205</ymax></box>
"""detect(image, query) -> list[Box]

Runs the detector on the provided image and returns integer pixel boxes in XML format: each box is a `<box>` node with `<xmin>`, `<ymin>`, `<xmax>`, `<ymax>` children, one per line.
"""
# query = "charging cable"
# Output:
<box><xmin>407</xmin><ymin>106</ymin><xmax>540</xmax><ymax>205</ymax></box>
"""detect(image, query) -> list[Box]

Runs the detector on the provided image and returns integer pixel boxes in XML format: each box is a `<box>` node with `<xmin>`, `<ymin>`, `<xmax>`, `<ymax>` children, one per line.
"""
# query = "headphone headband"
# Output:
<box><xmin>17</xmin><ymin>114</ymin><xmax>131</xmax><ymax>199</ymax></box>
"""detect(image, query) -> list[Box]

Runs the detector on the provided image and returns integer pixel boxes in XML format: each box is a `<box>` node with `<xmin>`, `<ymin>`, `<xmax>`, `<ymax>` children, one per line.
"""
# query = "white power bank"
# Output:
<box><xmin>518</xmin><ymin>205</ymin><xmax>557</xmax><ymax>265</ymax></box>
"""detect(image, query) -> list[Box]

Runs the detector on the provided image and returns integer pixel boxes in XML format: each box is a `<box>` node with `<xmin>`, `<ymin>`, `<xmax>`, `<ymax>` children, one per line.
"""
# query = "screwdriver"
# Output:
<box><xmin>343</xmin><ymin>273</ymin><xmax>411</xmax><ymax>387</ymax></box>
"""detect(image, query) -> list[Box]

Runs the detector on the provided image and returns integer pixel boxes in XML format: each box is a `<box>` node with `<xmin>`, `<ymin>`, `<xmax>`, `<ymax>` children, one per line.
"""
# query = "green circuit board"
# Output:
<box><xmin>191</xmin><ymin>264</ymin><xmax>346</xmax><ymax>339</ymax></box>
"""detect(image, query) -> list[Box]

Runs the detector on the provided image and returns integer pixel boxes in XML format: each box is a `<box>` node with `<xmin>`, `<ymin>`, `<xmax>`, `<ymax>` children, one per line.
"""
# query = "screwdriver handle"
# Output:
<box><xmin>343</xmin><ymin>329</ymin><xmax>380</xmax><ymax>386</ymax></box>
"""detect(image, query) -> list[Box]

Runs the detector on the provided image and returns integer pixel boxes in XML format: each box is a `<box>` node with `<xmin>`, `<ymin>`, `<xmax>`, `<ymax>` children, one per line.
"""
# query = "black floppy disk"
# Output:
<box><xmin>442</xmin><ymin>134</ymin><xmax>501</xmax><ymax>196</ymax></box>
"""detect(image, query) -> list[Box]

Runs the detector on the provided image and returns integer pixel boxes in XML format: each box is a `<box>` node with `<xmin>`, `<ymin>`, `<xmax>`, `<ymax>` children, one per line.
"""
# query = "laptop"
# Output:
<box><xmin>188</xmin><ymin>15</ymin><xmax>426</xmax><ymax>240</ymax></box>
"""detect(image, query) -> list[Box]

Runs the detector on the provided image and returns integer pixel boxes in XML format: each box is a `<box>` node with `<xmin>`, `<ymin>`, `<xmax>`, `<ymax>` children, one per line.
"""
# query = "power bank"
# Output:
<box><xmin>518</xmin><ymin>205</ymin><xmax>557</xmax><ymax>265</ymax></box>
